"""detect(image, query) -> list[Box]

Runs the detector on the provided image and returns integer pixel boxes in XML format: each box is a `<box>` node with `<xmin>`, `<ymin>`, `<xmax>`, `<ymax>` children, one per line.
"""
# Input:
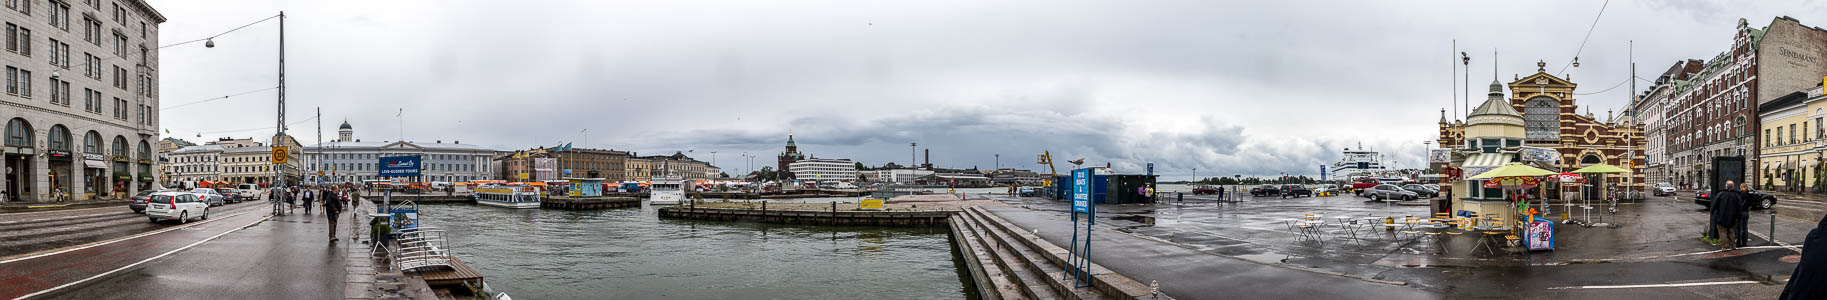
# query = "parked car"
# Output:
<box><xmin>189</xmin><ymin>188</ymin><xmax>227</xmax><ymax>207</ymax></box>
<box><xmin>129</xmin><ymin>190</ymin><xmax>155</xmax><ymax>213</ymax></box>
<box><xmin>235</xmin><ymin>184</ymin><xmax>262</xmax><ymax>201</ymax></box>
<box><xmin>215</xmin><ymin>188</ymin><xmax>243</xmax><ymax>204</ymax></box>
<box><xmin>1363</xmin><ymin>184</ymin><xmax>1419</xmax><ymax>201</ymax></box>
<box><xmin>1653</xmin><ymin>182</ymin><xmax>1677</xmax><ymax>196</ymax></box>
<box><xmin>1280</xmin><ymin>184</ymin><xmax>1313</xmax><ymax>198</ymax></box>
<box><xmin>1312</xmin><ymin>186</ymin><xmax>1337</xmax><ymax>196</ymax></box>
<box><xmin>1695</xmin><ymin>189</ymin><xmax>1776</xmax><ymax>210</ymax></box>
<box><xmin>1350</xmin><ymin>178</ymin><xmax>1382</xmax><ymax>196</ymax></box>
<box><xmin>1018</xmin><ymin>187</ymin><xmax>1039</xmax><ymax>197</ymax></box>
<box><xmin>1400</xmin><ymin>184</ymin><xmax>1438</xmax><ymax>198</ymax></box>
<box><xmin>1249</xmin><ymin>185</ymin><xmax>1280</xmax><ymax>197</ymax></box>
<box><xmin>1191</xmin><ymin>186</ymin><xmax>1220</xmax><ymax>195</ymax></box>
<box><xmin>146</xmin><ymin>192</ymin><xmax>209</xmax><ymax>224</ymax></box>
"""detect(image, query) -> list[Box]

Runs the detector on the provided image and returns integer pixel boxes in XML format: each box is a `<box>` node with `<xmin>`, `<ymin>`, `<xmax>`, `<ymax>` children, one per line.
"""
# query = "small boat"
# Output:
<box><xmin>473</xmin><ymin>185</ymin><xmax>542</xmax><ymax>209</ymax></box>
<box><xmin>649</xmin><ymin>175</ymin><xmax>685</xmax><ymax>205</ymax></box>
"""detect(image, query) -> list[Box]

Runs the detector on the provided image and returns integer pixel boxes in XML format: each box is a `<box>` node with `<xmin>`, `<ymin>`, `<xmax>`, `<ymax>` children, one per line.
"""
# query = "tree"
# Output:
<box><xmin>719</xmin><ymin>172</ymin><xmax>730</xmax><ymax>178</ymax></box>
<box><xmin>855</xmin><ymin>162</ymin><xmax>868</xmax><ymax>170</ymax></box>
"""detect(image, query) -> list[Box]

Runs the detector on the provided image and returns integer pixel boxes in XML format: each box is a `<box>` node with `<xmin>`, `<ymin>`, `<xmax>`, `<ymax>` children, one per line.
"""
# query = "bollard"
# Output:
<box><xmin>1177</xmin><ymin>192</ymin><xmax>1183</xmax><ymax>202</ymax></box>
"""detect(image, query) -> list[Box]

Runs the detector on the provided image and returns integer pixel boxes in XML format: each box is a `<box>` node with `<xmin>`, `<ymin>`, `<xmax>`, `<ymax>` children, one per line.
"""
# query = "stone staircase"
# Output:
<box><xmin>950</xmin><ymin>206</ymin><xmax>1166</xmax><ymax>300</ymax></box>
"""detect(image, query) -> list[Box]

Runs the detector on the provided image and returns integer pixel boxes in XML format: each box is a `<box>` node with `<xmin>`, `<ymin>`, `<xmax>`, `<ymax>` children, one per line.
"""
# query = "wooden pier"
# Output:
<box><xmin>540</xmin><ymin>196</ymin><xmax>642</xmax><ymax>210</ymax></box>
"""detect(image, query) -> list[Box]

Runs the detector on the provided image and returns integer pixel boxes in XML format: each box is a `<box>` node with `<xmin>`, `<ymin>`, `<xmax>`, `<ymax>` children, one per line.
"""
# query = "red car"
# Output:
<box><xmin>1191</xmin><ymin>184</ymin><xmax>1220</xmax><ymax>194</ymax></box>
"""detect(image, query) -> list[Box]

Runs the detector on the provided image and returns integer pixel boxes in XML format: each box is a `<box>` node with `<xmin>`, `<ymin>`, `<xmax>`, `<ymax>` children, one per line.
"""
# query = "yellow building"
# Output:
<box><xmin>625</xmin><ymin>156</ymin><xmax>653</xmax><ymax>182</ymax></box>
<box><xmin>1757</xmin><ymin>86</ymin><xmax>1827</xmax><ymax>191</ymax></box>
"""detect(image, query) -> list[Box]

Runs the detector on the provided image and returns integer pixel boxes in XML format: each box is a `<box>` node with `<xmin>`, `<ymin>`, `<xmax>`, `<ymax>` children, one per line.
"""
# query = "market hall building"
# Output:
<box><xmin>1438</xmin><ymin>62</ymin><xmax>1647</xmax><ymax>201</ymax></box>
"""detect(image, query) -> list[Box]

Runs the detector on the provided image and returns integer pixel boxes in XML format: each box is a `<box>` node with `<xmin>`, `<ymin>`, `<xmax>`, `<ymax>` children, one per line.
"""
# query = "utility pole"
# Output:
<box><xmin>1462</xmin><ymin>51</ymin><xmax>1470</xmax><ymax>121</ymax></box>
<box><xmin>273</xmin><ymin>11</ymin><xmax>286</xmax><ymax>191</ymax></box>
<box><xmin>315</xmin><ymin>107</ymin><xmax>320</xmax><ymax>185</ymax></box>
<box><xmin>1452</xmin><ymin>39</ymin><xmax>1457</xmax><ymax>122</ymax></box>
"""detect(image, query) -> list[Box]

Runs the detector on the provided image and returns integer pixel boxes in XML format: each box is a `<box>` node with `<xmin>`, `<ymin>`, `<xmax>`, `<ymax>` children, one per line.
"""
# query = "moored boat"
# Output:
<box><xmin>474</xmin><ymin>185</ymin><xmax>542</xmax><ymax>209</ymax></box>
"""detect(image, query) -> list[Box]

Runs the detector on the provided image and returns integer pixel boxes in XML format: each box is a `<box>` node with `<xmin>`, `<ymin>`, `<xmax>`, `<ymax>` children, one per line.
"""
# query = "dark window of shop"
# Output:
<box><xmin>1580</xmin><ymin>154</ymin><xmax>1601</xmax><ymax>165</ymax></box>
<box><xmin>4</xmin><ymin>118</ymin><xmax>31</xmax><ymax>147</ymax></box>
<box><xmin>1480</xmin><ymin>138</ymin><xmax>1500</xmax><ymax>153</ymax></box>
<box><xmin>110</xmin><ymin>136</ymin><xmax>125</xmax><ymax>157</ymax></box>
<box><xmin>82</xmin><ymin>131</ymin><xmax>98</xmax><ymax>153</ymax></box>
<box><xmin>47</xmin><ymin>125</ymin><xmax>67</xmax><ymax>151</ymax></box>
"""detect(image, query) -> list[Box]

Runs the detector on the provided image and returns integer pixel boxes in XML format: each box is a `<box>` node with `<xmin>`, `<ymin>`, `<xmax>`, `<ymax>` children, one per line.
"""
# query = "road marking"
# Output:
<box><xmin>1749</xmin><ymin>230</ymin><xmax>1805</xmax><ymax>254</ymax></box>
<box><xmin>0</xmin><ymin>211</ymin><xmax>134</xmax><ymax>226</ymax></box>
<box><xmin>12</xmin><ymin>213</ymin><xmax>271</xmax><ymax>300</ymax></box>
<box><xmin>1545</xmin><ymin>280</ymin><xmax>1760</xmax><ymax>290</ymax></box>
<box><xmin>0</xmin><ymin>207</ymin><xmax>259</xmax><ymax>264</ymax></box>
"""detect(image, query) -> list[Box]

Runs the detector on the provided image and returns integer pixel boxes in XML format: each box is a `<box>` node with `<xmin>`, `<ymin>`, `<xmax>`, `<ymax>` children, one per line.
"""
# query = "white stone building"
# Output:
<box><xmin>788</xmin><ymin>158</ymin><xmax>856</xmax><ymax>184</ymax></box>
<box><xmin>0</xmin><ymin>0</ymin><xmax>164</xmax><ymax>201</ymax></box>
<box><xmin>304</xmin><ymin>121</ymin><xmax>497</xmax><ymax>184</ymax></box>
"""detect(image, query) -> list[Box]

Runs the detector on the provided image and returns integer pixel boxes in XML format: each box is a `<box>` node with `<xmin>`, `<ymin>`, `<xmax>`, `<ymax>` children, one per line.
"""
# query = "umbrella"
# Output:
<box><xmin>1571</xmin><ymin>163</ymin><xmax>1629</xmax><ymax>174</ymax></box>
<box><xmin>1467</xmin><ymin>162</ymin><xmax>1557</xmax><ymax>180</ymax></box>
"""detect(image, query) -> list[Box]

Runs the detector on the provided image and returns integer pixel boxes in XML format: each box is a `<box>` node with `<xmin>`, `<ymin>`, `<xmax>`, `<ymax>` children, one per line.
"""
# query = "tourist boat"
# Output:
<box><xmin>1331</xmin><ymin>145</ymin><xmax>1386</xmax><ymax>180</ymax></box>
<box><xmin>473</xmin><ymin>185</ymin><xmax>542</xmax><ymax>209</ymax></box>
<box><xmin>648</xmin><ymin>175</ymin><xmax>686</xmax><ymax>205</ymax></box>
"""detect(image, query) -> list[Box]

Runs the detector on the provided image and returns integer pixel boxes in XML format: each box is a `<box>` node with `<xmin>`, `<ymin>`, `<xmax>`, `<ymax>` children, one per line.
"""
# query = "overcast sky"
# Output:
<box><xmin>146</xmin><ymin>0</ymin><xmax>1827</xmax><ymax>179</ymax></box>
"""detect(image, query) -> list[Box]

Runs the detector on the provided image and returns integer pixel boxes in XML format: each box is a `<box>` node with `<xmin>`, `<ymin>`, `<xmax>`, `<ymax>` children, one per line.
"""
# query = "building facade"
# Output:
<box><xmin>307</xmin><ymin>141</ymin><xmax>496</xmax><ymax>184</ymax></box>
<box><xmin>1440</xmin><ymin>63</ymin><xmax>1647</xmax><ymax>194</ymax></box>
<box><xmin>788</xmin><ymin>158</ymin><xmax>856</xmax><ymax>184</ymax></box>
<box><xmin>167</xmin><ymin>145</ymin><xmax>218</xmax><ymax>184</ymax></box>
<box><xmin>0</xmin><ymin>0</ymin><xmax>164</xmax><ymax>201</ymax></box>
<box><xmin>776</xmin><ymin>134</ymin><xmax>805</xmax><ymax>180</ymax></box>
<box><xmin>554</xmin><ymin>148</ymin><xmax>627</xmax><ymax>181</ymax></box>
<box><xmin>1756</xmin><ymin>88</ymin><xmax>1826</xmax><ymax>191</ymax></box>
<box><xmin>1665</xmin><ymin>17</ymin><xmax>1827</xmax><ymax>190</ymax></box>
<box><xmin>874</xmin><ymin>168</ymin><xmax>934</xmax><ymax>185</ymax></box>
<box><xmin>1632</xmin><ymin>59</ymin><xmax>1705</xmax><ymax>186</ymax></box>
<box><xmin>623</xmin><ymin>155</ymin><xmax>651</xmax><ymax>181</ymax></box>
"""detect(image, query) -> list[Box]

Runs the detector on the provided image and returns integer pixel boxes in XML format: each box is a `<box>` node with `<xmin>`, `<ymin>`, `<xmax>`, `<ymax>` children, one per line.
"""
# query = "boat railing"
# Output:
<box><xmin>395</xmin><ymin>227</ymin><xmax>453</xmax><ymax>272</ymax></box>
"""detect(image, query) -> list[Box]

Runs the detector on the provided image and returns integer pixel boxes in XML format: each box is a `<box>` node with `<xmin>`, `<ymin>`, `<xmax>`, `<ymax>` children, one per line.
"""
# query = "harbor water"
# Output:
<box><xmin>414</xmin><ymin>201</ymin><xmax>976</xmax><ymax>299</ymax></box>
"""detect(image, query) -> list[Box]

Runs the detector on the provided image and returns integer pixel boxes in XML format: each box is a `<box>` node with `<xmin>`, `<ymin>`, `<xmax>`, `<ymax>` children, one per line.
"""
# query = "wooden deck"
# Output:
<box><xmin>418</xmin><ymin>256</ymin><xmax>485</xmax><ymax>287</ymax></box>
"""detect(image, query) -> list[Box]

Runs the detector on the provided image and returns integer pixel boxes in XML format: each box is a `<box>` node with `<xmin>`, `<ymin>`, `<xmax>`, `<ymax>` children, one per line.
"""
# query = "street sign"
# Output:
<box><xmin>1072</xmin><ymin>168</ymin><xmax>1090</xmax><ymax>213</ymax></box>
<box><xmin>1146</xmin><ymin>163</ymin><xmax>1153</xmax><ymax>176</ymax></box>
<box><xmin>518</xmin><ymin>172</ymin><xmax>529</xmax><ymax>180</ymax></box>
<box><xmin>271</xmin><ymin>147</ymin><xmax>288</xmax><ymax>164</ymax></box>
<box><xmin>378</xmin><ymin>156</ymin><xmax>422</xmax><ymax>177</ymax></box>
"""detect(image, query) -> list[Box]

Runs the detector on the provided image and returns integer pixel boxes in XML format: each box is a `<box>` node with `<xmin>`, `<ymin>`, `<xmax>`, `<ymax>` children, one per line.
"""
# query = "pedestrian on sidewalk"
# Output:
<box><xmin>1711</xmin><ymin>181</ymin><xmax>1746</xmax><ymax>251</ymax></box>
<box><xmin>302</xmin><ymin>188</ymin><xmax>315</xmax><ymax>215</ymax></box>
<box><xmin>324</xmin><ymin>188</ymin><xmax>343</xmax><ymax>242</ymax></box>
<box><xmin>1781</xmin><ymin>214</ymin><xmax>1827</xmax><ymax>299</ymax></box>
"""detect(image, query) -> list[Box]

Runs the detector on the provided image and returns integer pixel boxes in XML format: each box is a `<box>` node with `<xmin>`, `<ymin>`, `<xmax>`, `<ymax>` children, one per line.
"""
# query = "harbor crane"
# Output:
<box><xmin>1037</xmin><ymin>151</ymin><xmax>1058</xmax><ymax>187</ymax></box>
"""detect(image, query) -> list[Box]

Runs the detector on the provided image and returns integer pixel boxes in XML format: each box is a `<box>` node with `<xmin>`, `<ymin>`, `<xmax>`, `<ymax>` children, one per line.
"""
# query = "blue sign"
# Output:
<box><xmin>378</xmin><ymin>156</ymin><xmax>422</xmax><ymax>177</ymax></box>
<box><xmin>1320</xmin><ymin>165</ymin><xmax>1327</xmax><ymax>181</ymax></box>
<box><xmin>1072</xmin><ymin>168</ymin><xmax>1091</xmax><ymax>213</ymax></box>
<box><xmin>1146</xmin><ymin>163</ymin><xmax>1154</xmax><ymax>176</ymax></box>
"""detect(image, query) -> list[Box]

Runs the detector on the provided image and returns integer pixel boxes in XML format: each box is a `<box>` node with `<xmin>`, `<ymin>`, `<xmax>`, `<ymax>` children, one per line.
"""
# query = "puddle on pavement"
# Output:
<box><xmin>1112</xmin><ymin>215</ymin><xmax>1155</xmax><ymax>226</ymax></box>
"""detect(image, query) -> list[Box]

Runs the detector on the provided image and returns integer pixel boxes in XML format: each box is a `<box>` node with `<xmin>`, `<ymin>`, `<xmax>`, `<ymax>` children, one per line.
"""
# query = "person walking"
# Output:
<box><xmin>1781</xmin><ymin>214</ymin><xmax>1827</xmax><ymax>299</ymax></box>
<box><xmin>324</xmin><ymin>188</ymin><xmax>343</xmax><ymax>242</ymax></box>
<box><xmin>302</xmin><ymin>188</ymin><xmax>315</xmax><ymax>215</ymax></box>
<box><xmin>1711</xmin><ymin>181</ymin><xmax>1746</xmax><ymax>251</ymax></box>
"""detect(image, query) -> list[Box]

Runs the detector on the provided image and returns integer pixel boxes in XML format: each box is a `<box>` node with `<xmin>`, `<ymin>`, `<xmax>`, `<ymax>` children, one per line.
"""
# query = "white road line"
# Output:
<box><xmin>13</xmin><ymin>213</ymin><xmax>270</xmax><ymax>300</ymax></box>
<box><xmin>0</xmin><ymin>208</ymin><xmax>259</xmax><ymax>264</ymax></box>
<box><xmin>0</xmin><ymin>211</ymin><xmax>133</xmax><ymax>226</ymax></box>
<box><xmin>1546</xmin><ymin>280</ymin><xmax>1760</xmax><ymax>290</ymax></box>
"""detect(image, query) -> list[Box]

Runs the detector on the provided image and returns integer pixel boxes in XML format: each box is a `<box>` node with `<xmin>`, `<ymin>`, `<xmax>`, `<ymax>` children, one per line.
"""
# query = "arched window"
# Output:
<box><xmin>1525</xmin><ymin>97</ymin><xmax>1559</xmax><ymax>142</ymax></box>
<box><xmin>84</xmin><ymin>131</ymin><xmax>101</xmax><ymax>154</ymax></box>
<box><xmin>137</xmin><ymin>140</ymin><xmax>150</xmax><ymax>160</ymax></box>
<box><xmin>47</xmin><ymin>125</ymin><xmax>69</xmax><ymax>152</ymax></box>
<box><xmin>5</xmin><ymin>118</ymin><xmax>32</xmax><ymax>148</ymax></box>
<box><xmin>1735</xmin><ymin>116</ymin><xmax>1746</xmax><ymax>136</ymax></box>
<box><xmin>111</xmin><ymin>136</ymin><xmax>127</xmax><ymax>157</ymax></box>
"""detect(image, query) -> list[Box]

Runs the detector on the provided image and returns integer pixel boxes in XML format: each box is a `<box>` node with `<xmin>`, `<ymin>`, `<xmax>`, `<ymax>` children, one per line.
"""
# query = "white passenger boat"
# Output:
<box><xmin>649</xmin><ymin>175</ymin><xmax>686</xmax><ymax>205</ymax></box>
<box><xmin>473</xmin><ymin>185</ymin><xmax>542</xmax><ymax>209</ymax></box>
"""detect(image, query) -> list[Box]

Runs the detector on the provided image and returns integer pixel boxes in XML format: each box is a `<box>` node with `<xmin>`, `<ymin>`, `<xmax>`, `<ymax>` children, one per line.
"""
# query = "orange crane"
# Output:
<box><xmin>1037</xmin><ymin>151</ymin><xmax>1057</xmax><ymax>187</ymax></box>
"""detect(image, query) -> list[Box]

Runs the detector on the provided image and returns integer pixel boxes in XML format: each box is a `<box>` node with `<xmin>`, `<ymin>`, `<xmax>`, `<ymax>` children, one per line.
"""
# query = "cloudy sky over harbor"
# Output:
<box><xmin>148</xmin><ymin>0</ymin><xmax>1827</xmax><ymax>179</ymax></box>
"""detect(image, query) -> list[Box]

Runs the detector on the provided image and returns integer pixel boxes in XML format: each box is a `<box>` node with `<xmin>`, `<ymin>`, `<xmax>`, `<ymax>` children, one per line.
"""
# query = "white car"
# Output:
<box><xmin>1654</xmin><ymin>183</ymin><xmax>1677</xmax><ymax>196</ymax></box>
<box><xmin>146</xmin><ymin>192</ymin><xmax>209</xmax><ymax>224</ymax></box>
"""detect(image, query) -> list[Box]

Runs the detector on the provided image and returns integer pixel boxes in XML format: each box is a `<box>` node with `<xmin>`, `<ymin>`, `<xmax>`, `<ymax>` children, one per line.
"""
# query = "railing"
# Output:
<box><xmin>394</xmin><ymin>226</ymin><xmax>453</xmax><ymax>272</ymax></box>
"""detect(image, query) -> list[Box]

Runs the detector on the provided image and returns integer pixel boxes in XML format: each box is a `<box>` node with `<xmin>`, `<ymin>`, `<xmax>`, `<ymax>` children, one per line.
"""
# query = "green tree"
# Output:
<box><xmin>855</xmin><ymin>162</ymin><xmax>868</xmax><ymax>170</ymax></box>
<box><xmin>720</xmin><ymin>172</ymin><xmax>730</xmax><ymax>178</ymax></box>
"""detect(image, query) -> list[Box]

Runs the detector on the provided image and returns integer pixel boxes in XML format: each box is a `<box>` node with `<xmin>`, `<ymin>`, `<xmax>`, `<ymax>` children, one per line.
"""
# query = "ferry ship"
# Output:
<box><xmin>648</xmin><ymin>175</ymin><xmax>686</xmax><ymax>205</ymax></box>
<box><xmin>473</xmin><ymin>185</ymin><xmax>542</xmax><ymax>209</ymax></box>
<box><xmin>1331</xmin><ymin>146</ymin><xmax>1386</xmax><ymax>181</ymax></box>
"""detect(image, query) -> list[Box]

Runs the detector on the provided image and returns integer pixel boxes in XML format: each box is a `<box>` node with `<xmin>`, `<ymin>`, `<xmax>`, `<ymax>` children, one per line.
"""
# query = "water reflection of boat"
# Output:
<box><xmin>474</xmin><ymin>186</ymin><xmax>541</xmax><ymax>209</ymax></box>
<box><xmin>649</xmin><ymin>175</ymin><xmax>685</xmax><ymax>205</ymax></box>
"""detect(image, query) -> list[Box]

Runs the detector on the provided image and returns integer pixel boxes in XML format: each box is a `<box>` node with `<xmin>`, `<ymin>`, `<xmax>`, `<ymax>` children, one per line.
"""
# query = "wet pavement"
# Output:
<box><xmin>990</xmin><ymin>191</ymin><xmax>1812</xmax><ymax>299</ymax></box>
<box><xmin>0</xmin><ymin>201</ymin><xmax>270</xmax><ymax>299</ymax></box>
<box><xmin>49</xmin><ymin>210</ymin><xmax>348</xmax><ymax>299</ymax></box>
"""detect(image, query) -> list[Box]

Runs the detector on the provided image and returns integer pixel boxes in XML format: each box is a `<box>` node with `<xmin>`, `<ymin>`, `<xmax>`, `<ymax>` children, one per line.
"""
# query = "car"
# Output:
<box><xmin>1363</xmin><ymin>184</ymin><xmax>1419</xmax><ymax>201</ymax></box>
<box><xmin>1695</xmin><ymin>189</ymin><xmax>1776</xmax><ymax>210</ymax></box>
<box><xmin>235</xmin><ymin>184</ymin><xmax>262</xmax><ymax>201</ymax></box>
<box><xmin>129</xmin><ymin>190</ymin><xmax>156</xmax><ymax>213</ymax></box>
<box><xmin>1018</xmin><ymin>187</ymin><xmax>1039</xmax><ymax>197</ymax></box>
<box><xmin>215</xmin><ymin>188</ymin><xmax>242</xmax><ymax>203</ymax></box>
<box><xmin>1311</xmin><ymin>186</ymin><xmax>1338</xmax><ymax>196</ymax></box>
<box><xmin>1280</xmin><ymin>184</ymin><xmax>1313</xmax><ymax>198</ymax></box>
<box><xmin>1249</xmin><ymin>185</ymin><xmax>1280</xmax><ymax>197</ymax></box>
<box><xmin>1350</xmin><ymin>178</ymin><xmax>1382</xmax><ymax>196</ymax></box>
<box><xmin>1400</xmin><ymin>184</ymin><xmax>1439</xmax><ymax>198</ymax></box>
<box><xmin>1191</xmin><ymin>186</ymin><xmax>1220</xmax><ymax>195</ymax></box>
<box><xmin>189</xmin><ymin>188</ymin><xmax>227</xmax><ymax>207</ymax></box>
<box><xmin>1653</xmin><ymin>183</ymin><xmax>1677</xmax><ymax>196</ymax></box>
<box><xmin>146</xmin><ymin>192</ymin><xmax>209</xmax><ymax>224</ymax></box>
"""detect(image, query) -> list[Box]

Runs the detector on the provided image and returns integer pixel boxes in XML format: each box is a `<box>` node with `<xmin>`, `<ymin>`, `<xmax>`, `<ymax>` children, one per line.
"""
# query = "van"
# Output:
<box><xmin>236</xmin><ymin>184</ymin><xmax>261</xmax><ymax>201</ymax></box>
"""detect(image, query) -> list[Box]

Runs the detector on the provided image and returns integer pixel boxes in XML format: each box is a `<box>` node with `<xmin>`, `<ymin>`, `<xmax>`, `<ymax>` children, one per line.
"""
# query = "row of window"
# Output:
<box><xmin>1765</xmin><ymin>117</ymin><xmax>1827</xmax><ymax>148</ymax></box>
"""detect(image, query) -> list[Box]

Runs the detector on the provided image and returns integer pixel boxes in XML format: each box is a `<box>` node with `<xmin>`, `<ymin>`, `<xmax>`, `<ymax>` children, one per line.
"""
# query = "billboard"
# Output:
<box><xmin>378</xmin><ymin>156</ymin><xmax>422</xmax><ymax>177</ymax></box>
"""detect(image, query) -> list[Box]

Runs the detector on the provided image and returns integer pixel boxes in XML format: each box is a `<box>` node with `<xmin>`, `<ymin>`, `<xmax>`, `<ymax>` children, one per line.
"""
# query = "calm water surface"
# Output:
<box><xmin>416</xmin><ymin>202</ymin><xmax>976</xmax><ymax>300</ymax></box>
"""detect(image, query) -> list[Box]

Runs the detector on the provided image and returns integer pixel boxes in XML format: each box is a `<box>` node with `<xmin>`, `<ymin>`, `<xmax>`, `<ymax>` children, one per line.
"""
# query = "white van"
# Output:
<box><xmin>236</xmin><ymin>184</ymin><xmax>261</xmax><ymax>201</ymax></box>
<box><xmin>146</xmin><ymin>192</ymin><xmax>209</xmax><ymax>224</ymax></box>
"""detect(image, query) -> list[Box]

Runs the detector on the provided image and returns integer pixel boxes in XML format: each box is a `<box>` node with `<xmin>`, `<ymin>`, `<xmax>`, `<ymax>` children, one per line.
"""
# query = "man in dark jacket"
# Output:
<box><xmin>1782</xmin><ymin>214</ymin><xmax>1827</xmax><ymax>299</ymax></box>
<box><xmin>1712</xmin><ymin>181</ymin><xmax>1745</xmax><ymax>250</ymax></box>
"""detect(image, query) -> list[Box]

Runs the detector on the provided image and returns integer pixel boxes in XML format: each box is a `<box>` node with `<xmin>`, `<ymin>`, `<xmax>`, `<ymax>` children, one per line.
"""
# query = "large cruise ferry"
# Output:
<box><xmin>1331</xmin><ymin>146</ymin><xmax>1386</xmax><ymax>180</ymax></box>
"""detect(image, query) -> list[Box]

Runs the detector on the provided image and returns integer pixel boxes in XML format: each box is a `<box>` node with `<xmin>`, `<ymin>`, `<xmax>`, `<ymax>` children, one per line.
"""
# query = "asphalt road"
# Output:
<box><xmin>47</xmin><ymin>211</ymin><xmax>348</xmax><ymax>299</ymax></box>
<box><xmin>0</xmin><ymin>201</ymin><xmax>270</xmax><ymax>299</ymax></box>
<box><xmin>0</xmin><ymin>200</ymin><xmax>267</xmax><ymax>259</ymax></box>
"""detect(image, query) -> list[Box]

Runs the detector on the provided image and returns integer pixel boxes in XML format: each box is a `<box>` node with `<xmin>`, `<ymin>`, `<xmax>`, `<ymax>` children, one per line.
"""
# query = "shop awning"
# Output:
<box><xmin>1464</xmin><ymin>153</ymin><xmax>1511</xmax><ymax>167</ymax></box>
<box><xmin>83</xmin><ymin>160</ymin><xmax>106</xmax><ymax>168</ymax></box>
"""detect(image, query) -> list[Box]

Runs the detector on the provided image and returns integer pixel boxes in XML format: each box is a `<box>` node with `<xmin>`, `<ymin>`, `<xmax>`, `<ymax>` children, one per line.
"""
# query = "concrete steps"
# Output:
<box><xmin>959</xmin><ymin>206</ymin><xmax>1087</xmax><ymax>300</ymax></box>
<box><xmin>950</xmin><ymin>215</ymin><xmax>1024</xmax><ymax>299</ymax></box>
<box><xmin>967</xmin><ymin>206</ymin><xmax>1165</xmax><ymax>300</ymax></box>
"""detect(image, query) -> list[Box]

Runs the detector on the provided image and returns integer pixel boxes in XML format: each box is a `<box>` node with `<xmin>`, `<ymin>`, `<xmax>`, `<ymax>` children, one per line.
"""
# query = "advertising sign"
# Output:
<box><xmin>860</xmin><ymin>199</ymin><xmax>885</xmax><ymax>209</ymax></box>
<box><xmin>1526</xmin><ymin>220</ymin><xmax>1554</xmax><ymax>250</ymax></box>
<box><xmin>1072</xmin><ymin>168</ymin><xmax>1090</xmax><ymax>213</ymax></box>
<box><xmin>378</xmin><ymin>156</ymin><xmax>422</xmax><ymax>177</ymax></box>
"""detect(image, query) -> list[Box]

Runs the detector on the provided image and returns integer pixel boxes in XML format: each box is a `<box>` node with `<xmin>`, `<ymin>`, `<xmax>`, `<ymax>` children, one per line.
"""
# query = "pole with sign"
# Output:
<box><xmin>1065</xmin><ymin>168</ymin><xmax>1094</xmax><ymax>287</ymax></box>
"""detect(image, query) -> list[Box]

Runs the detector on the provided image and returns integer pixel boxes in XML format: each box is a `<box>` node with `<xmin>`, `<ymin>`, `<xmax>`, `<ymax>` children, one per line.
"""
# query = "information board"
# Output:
<box><xmin>378</xmin><ymin>156</ymin><xmax>422</xmax><ymax>177</ymax></box>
